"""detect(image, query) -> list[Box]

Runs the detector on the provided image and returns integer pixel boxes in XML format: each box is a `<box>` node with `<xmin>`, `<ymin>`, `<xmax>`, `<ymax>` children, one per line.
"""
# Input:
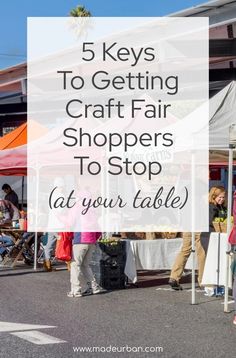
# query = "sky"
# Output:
<box><xmin>0</xmin><ymin>0</ymin><xmax>208</xmax><ymax>69</ymax></box>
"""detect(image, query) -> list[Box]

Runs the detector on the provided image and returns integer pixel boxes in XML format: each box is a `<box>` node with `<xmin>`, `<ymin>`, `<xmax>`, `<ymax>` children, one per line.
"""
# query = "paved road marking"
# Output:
<box><xmin>0</xmin><ymin>321</ymin><xmax>55</xmax><ymax>332</ymax></box>
<box><xmin>11</xmin><ymin>330</ymin><xmax>66</xmax><ymax>345</ymax></box>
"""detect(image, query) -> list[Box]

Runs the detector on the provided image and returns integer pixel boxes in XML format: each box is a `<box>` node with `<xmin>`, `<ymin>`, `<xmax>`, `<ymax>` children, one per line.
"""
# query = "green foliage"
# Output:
<box><xmin>99</xmin><ymin>238</ymin><xmax>119</xmax><ymax>246</ymax></box>
<box><xmin>213</xmin><ymin>216</ymin><xmax>234</xmax><ymax>223</ymax></box>
<box><xmin>69</xmin><ymin>5</ymin><xmax>91</xmax><ymax>17</ymax></box>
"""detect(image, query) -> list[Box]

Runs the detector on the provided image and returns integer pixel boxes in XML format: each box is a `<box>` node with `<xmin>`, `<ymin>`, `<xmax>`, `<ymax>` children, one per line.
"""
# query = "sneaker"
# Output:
<box><xmin>204</xmin><ymin>287</ymin><xmax>215</xmax><ymax>297</ymax></box>
<box><xmin>67</xmin><ymin>291</ymin><xmax>75</xmax><ymax>298</ymax></box>
<box><xmin>233</xmin><ymin>316</ymin><xmax>236</xmax><ymax>325</ymax></box>
<box><xmin>168</xmin><ymin>279</ymin><xmax>183</xmax><ymax>291</ymax></box>
<box><xmin>92</xmin><ymin>285</ymin><xmax>106</xmax><ymax>294</ymax></box>
<box><xmin>82</xmin><ymin>288</ymin><xmax>93</xmax><ymax>296</ymax></box>
<box><xmin>67</xmin><ymin>291</ymin><xmax>83</xmax><ymax>298</ymax></box>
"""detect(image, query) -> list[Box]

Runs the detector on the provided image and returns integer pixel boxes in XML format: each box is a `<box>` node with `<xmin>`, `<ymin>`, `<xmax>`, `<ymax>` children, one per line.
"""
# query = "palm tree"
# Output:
<box><xmin>69</xmin><ymin>5</ymin><xmax>91</xmax><ymax>17</ymax></box>
<box><xmin>68</xmin><ymin>4</ymin><xmax>92</xmax><ymax>40</ymax></box>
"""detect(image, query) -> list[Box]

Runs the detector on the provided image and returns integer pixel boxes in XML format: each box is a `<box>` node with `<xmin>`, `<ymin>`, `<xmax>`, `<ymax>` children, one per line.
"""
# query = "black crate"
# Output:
<box><xmin>106</xmin><ymin>256</ymin><xmax>126</xmax><ymax>266</ymax></box>
<box><xmin>92</xmin><ymin>242</ymin><xmax>126</xmax><ymax>265</ymax></box>
<box><xmin>93</xmin><ymin>272</ymin><xmax>126</xmax><ymax>290</ymax></box>
<box><xmin>91</xmin><ymin>261</ymin><xmax>126</xmax><ymax>290</ymax></box>
<box><xmin>91</xmin><ymin>261</ymin><xmax>125</xmax><ymax>277</ymax></box>
<box><xmin>98</xmin><ymin>241</ymin><xmax>126</xmax><ymax>257</ymax></box>
<box><xmin>103</xmin><ymin>255</ymin><xmax>126</xmax><ymax>266</ymax></box>
<box><xmin>101</xmin><ymin>264</ymin><xmax>124</xmax><ymax>278</ymax></box>
<box><xmin>100</xmin><ymin>275</ymin><xmax>126</xmax><ymax>290</ymax></box>
<box><xmin>91</xmin><ymin>256</ymin><xmax>125</xmax><ymax>268</ymax></box>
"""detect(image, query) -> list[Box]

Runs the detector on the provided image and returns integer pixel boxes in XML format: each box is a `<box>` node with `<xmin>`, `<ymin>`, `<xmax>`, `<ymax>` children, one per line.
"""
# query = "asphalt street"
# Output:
<box><xmin>0</xmin><ymin>267</ymin><xmax>236</xmax><ymax>358</ymax></box>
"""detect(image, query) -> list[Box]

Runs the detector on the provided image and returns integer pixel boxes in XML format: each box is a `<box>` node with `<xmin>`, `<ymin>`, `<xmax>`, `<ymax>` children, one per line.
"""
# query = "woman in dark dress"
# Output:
<box><xmin>200</xmin><ymin>186</ymin><xmax>227</xmax><ymax>254</ymax></box>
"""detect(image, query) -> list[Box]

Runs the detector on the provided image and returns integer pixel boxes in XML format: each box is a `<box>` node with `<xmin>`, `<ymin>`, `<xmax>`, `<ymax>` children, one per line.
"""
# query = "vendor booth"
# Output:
<box><xmin>1</xmin><ymin>82</ymin><xmax>236</xmax><ymax>304</ymax></box>
<box><xmin>0</xmin><ymin>121</ymin><xmax>47</xmax><ymax>268</ymax></box>
<box><xmin>100</xmin><ymin>81</ymin><xmax>236</xmax><ymax>298</ymax></box>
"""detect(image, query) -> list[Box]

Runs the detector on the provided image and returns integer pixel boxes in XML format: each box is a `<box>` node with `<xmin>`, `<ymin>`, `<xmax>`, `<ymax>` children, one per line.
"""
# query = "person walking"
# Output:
<box><xmin>43</xmin><ymin>233</ymin><xmax>58</xmax><ymax>272</ymax></box>
<box><xmin>68</xmin><ymin>232</ymin><xmax>104</xmax><ymax>297</ymax></box>
<box><xmin>168</xmin><ymin>232</ymin><xmax>206</xmax><ymax>290</ymax></box>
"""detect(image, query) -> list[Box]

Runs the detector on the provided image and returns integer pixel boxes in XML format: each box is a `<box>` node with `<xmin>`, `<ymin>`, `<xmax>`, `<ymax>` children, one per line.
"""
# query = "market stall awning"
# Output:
<box><xmin>0</xmin><ymin>120</ymin><xmax>47</xmax><ymax>150</ymax></box>
<box><xmin>0</xmin><ymin>145</ymin><xmax>27</xmax><ymax>175</ymax></box>
<box><xmin>209</xmin><ymin>81</ymin><xmax>236</xmax><ymax>148</ymax></box>
<box><xmin>0</xmin><ymin>120</ymin><xmax>48</xmax><ymax>175</ymax></box>
<box><xmin>0</xmin><ymin>123</ymin><xmax>27</xmax><ymax>150</ymax></box>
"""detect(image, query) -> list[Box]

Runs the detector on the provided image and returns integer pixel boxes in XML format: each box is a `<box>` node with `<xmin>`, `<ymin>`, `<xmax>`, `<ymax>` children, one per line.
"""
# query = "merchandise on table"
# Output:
<box><xmin>160</xmin><ymin>232</ymin><xmax>178</xmax><ymax>239</ymax></box>
<box><xmin>212</xmin><ymin>216</ymin><xmax>233</xmax><ymax>233</ymax></box>
<box><xmin>121</xmin><ymin>232</ymin><xmax>181</xmax><ymax>240</ymax></box>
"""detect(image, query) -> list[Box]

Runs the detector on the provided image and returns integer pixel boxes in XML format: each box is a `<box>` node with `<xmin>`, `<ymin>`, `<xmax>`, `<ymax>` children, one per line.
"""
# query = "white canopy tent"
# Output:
<box><xmin>209</xmin><ymin>81</ymin><xmax>236</xmax><ymax>148</ymax></box>
<box><xmin>191</xmin><ymin>81</ymin><xmax>236</xmax><ymax>309</ymax></box>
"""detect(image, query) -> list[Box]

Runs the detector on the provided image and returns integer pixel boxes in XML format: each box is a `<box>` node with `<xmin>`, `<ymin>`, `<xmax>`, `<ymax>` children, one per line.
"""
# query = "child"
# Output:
<box><xmin>68</xmin><ymin>232</ymin><xmax>104</xmax><ymax>297</ymax></box>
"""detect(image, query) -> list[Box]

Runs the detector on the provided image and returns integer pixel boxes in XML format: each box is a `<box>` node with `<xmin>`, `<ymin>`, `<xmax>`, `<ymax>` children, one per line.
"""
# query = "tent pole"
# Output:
<box><xmin>34</xmin><ymin>169</ymin><xmax>39</xmax><ymax>271</ymax></box>
<box><xmin>191</xmin><ymin>152</ymin><xmax>196</xmax><ymax>305</ymax></box>
<box><xmin>21</xmin><ymin>176</ymin><xmax>24</xmax><ymax>210</ymax></box>
<box><xmin>191</xmin><ymin>232</ymin><xmax>196</xmax><ymax>304</ymax></box>
<box><xmin>34</xmin><ymin>232</ymin><xmax>38</xmax><ymax>270</ymax></box>
<box><xmin>224</xmin><ymin>145</ymin><xmax>234</xmax><ymax>312</ymax></box>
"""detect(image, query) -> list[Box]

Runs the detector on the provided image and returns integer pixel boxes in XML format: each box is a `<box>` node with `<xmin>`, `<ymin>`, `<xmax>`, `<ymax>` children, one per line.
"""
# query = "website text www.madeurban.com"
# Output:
<box><xmin>72</xmin><ymin>345</ymin><xmax>164</xmax><ymax>354</ymax></box>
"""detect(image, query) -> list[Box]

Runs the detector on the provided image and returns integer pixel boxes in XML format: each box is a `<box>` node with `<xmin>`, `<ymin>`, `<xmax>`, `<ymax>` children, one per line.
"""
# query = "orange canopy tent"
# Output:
<box><xmin>0</xmin><ymin>121</ymin><xmax>48</xmax><ymax>150</ymax></box>
<box><xmin>0</xmin><ymin>123</ymin><xmax>27</xmax><ymax>150</ymax></box>
<box><xmin>0</xmin><ymin>121</ymin><xmax>47</xmax><ymax>175</ymax></box>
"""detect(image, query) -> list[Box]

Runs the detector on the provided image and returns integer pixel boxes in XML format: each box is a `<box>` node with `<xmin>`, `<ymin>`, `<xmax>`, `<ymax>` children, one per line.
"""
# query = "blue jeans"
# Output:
<box><xmin>0</xmin><ymin>235</ymin><xmax>14</xmax><ymax>255</ymax></box>
<box><xmin>44</xmin><ymin>233</ymin><xmax>58</xmax><ymax>260</ymax></box>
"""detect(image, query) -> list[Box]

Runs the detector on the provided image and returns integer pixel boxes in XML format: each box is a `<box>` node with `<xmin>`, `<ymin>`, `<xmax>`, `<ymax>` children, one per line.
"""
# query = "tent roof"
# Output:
<box><xmin>0</xmin><ymin>120</ymin><xmax>47</xmax><ymax>150</ymax></box>
<box><xmin>1</xmin><ymin>81</ymin><xmax>236</xmax><ymax>175</ymax></box>
<box><xmin>0</xmin><ymin>120</ymin><xmax>47</xmax><ymax>175</ymax></box>
<box><xmin>0</xmin><ymin>145</ymin><xmax>26</xmax><ymax>176</ymax></box>
<box><xmin>209</xmin><ymin>81</ymin><xmax>236</xmax><ymax>148</ymax></box>
<box><xmin>0</xmin><ymin>123</ymin><xmax>27</xmax><ymax>150</ymax></box>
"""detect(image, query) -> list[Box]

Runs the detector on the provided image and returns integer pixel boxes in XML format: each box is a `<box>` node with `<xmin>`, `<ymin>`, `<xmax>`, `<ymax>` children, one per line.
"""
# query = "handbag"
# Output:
<box><xmin>55</xmin><ymin>232</ymin><xmax>73</xmax><ymax>261</ymax></box>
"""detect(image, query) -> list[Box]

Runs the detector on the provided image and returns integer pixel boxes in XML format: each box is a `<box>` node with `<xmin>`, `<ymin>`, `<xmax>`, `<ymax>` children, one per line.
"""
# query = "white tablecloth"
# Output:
<box><xmin>124</xmin><ymin>239</ymin><xmax>194</xmax><ymax>283</ymax></box>
<box><xmin>201</xmin><ymin>232</ymin><xmax>232</xmax><ymax>287</ymax></box>
<box><xmin>124</xmin><ymin>234</ymin><xmax>232</xmax><ymax>286</ymax></box>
